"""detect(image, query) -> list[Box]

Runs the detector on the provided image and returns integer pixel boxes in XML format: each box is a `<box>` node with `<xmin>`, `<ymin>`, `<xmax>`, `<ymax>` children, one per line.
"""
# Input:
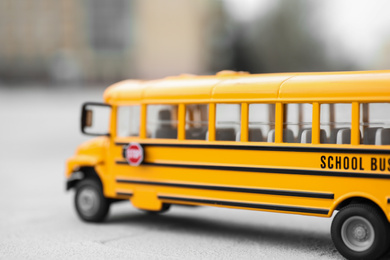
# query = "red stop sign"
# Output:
<box><xmin>125</xmin><ymin>143</ymin><xmax>144</xmax><ymax>166</ymax></box>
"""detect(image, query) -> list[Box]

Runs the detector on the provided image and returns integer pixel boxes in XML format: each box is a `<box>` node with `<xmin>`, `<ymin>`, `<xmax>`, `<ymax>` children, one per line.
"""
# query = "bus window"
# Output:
<box><xmin>117</xmin><ymin>105</ymin><xmax>140</xmax><ymax>137</ymax></box>
<box><xmin>215</xmin><ymin>104</ymin><xmax>240</xmax><ymax>141</ymax></box>
<box><xmin>360</xmin><ymin>103</ymin><xmax>390</xmax><ymax>145</ymax></box>
<box><xmin>248</xmin><ymin>104</ymin><xmax>275</xmax><ymax>142</ymax></box>
<box><xmin>284</xmin><ymin>104</ymin><xmax>312</xmax><ymax>143</ymax></box>
<box><xmin>320</xmin><ymin>104</ymin><xmax>351</xmax><ymax>144</ymax></box>
<box><xmin>147</xmin><ymin>105</ymin><xmax>178</xmax><ymax>139</ymax></box>
<box><xmin>185</xmin><ymin>104</ymin><xmax>208</xmax><ymax>140</ymax></box>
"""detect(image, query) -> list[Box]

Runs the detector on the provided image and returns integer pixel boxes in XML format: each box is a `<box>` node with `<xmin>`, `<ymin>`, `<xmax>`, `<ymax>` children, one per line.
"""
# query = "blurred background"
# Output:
<box><xmin>1</xmin><ymin>1</ymin><xmax>390</xmax><ymax>258</ymax></box>
<box><xmin>0</xmin><ymin>0</ymin><xmax>390</xmax><ymax>86</ymax></box>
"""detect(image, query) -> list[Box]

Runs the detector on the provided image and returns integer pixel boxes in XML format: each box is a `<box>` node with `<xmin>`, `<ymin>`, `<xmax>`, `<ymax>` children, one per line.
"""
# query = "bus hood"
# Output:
<box><xmin>75</xmin><ymin>136</ymin><xmax>109</xmax><ymax>157</ymax></box>
<box><xmin>65</xmin><ymin>137</ymin><xmax>109</xmax><ymax>177</ymax></box>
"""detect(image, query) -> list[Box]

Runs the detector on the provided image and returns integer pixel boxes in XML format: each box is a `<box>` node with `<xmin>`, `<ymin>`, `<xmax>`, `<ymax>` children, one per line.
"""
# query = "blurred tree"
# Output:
<box><xmin>207</xmin><ymin>2</ymin><xmax>236</xmax><ymax>74</ymax></box>
<box><xmin>229</xmin><ymin>0</ymin><xmax>354</xmax><ymax>73</ymax></box>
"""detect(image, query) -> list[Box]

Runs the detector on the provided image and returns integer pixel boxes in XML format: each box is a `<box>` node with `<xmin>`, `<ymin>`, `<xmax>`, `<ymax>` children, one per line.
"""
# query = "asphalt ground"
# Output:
<box><xmin>0</xmin><ymin>85</ymin><xmax>357</xmax><ymax>259</ymax></box>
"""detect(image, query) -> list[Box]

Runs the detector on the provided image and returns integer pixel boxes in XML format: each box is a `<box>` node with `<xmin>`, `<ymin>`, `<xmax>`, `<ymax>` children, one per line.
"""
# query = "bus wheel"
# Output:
<box><xmin>144</xmin><ymin>203</ymin><xmax>171</xmax><ymax>215</ymax></box>
<box><xmin>75</xmin><ymin>179</ymin><xmax>110</xmax><ymax>222</ymax></box>
<box><xmin>331</xmin><ymin>204</ymin><xmax>390</xmax><ymax>260</ymax></box>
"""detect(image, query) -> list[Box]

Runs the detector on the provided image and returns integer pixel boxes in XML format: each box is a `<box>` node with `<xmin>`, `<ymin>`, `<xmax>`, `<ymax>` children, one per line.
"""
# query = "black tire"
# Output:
<box><xmin>331</xmin><ymin>204</ymin><xmax>390</xmax><ymax>260</ymax></box>
<box><xmin>74</xmin><ymin>179</ymin><xmax>110</xmax><ymax>222</ymax></box>
<box><xmin>143</xmin><ymin>203</ymin><xmax>171</xmax><ymax>215</ymax></box>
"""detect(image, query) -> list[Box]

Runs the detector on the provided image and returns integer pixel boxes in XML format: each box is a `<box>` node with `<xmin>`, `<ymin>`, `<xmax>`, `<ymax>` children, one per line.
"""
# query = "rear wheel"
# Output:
<box><xmin>74</xmin><ymin>179</ymin><xmax>110</xmax><ymax>222</ymax></box>
<box><xmin>331</xmin><ymin>204</ymin><xmax>390</xmax><ymax>260</ymax></box>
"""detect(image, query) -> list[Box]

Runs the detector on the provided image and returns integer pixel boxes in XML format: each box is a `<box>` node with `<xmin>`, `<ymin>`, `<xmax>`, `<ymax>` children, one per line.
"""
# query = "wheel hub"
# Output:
<box><xmin>352</xmin><ymin>224</ymin><xmax>368</xmax><ymax>241</ymax></box>
<box><xmin>341</xmin><ymin>216</ymin><xmax>375</xmax><ymax>252</ymax></box>
<box><xmin>77</xmin><ymin>188</ymin><xmax>100</xmax><ymax>217</ymax></box>
<box><xmin>81</xmin><ymin>192</ymin><xmax>94</xmax><ymax>210</ymax></box>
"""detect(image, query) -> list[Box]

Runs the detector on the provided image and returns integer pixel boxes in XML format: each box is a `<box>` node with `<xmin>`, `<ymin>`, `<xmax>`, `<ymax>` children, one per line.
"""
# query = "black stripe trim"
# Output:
<box><xmin>115</xmin><ymin>160</ymin><xmax>390</xmax><ymax>179</ymax></box>
<box><xmin>115</xmin><ymin>142</ymin><xmax>390</xmax><ymax>155</ymax></box>
<box><xmin>158</xmin><ymin>195</ymin><xmax>329</xmax><ymax>215</ymax></box>
<box><xmin>388</xmin><ymin>198</ymin><xmax>390</xmax><ymax>204</ymax></box>
<box><xmin>116</xmin><ymin>179</ymin><xmax>334</xmax><ymax>199</ymax></box>
<box><xmin>117</xmin><ymin>161</ymin><xmax>129</xmax><ymax>165</ymax></box>
<box><xmin>116</xmin><ymin>191</ymin><xmax>133</xmax><ymax>197</ymax></box>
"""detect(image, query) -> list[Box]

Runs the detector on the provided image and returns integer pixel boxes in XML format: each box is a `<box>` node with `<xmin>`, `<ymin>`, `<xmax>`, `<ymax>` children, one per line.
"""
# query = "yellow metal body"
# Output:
<box><xmin>66</xmin><ymin>70</ymin><xmax>390</xmax><ymax>220</ymax></box>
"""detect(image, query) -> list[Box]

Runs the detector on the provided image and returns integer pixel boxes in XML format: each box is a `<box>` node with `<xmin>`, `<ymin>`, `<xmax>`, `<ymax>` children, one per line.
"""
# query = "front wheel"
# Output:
<box><xmin>331</xmin><ymin>204</ymin><xmax>390</xmax><ymax>260</ymax></box>
<box><xmin>74</xmin><ymin>179</ymin><xmax>110</xmax><ymax>222</ymax></box>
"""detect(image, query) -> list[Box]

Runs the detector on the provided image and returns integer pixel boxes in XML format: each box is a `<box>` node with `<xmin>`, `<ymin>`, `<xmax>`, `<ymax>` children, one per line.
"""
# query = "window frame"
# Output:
<box><xmin>146</xmin><ymin>104</ymin><xmax>179</xmax><ymax>140</ymax></box>
<box><xmin>247</xmin><ymin>102</ymin><xmax>276</xmax><ymax>143</ymax></box>
<box><xmin>119</xmin><ymin>100</ymin><xmax>384</xmax><ymax>147</ymax></box>
<box><xmin>282</xmin><ymin>103</ymin><xmax>313</xmax><ymax>144</ymax></box>
<box><xmin>116</xmin><ymin>104</ymin><xmax>141</xmax><ymax>138</ymax></box>
<box><xmin>214</xmin><ymin>103</ymin><xmax>242</xmax><ymax>142</ymax></box>
<box><xmin>184</xmin><ymin>103</ymin><xmax>209</xmax><ymax>141</ymax></box>
<box><xmin>316</xmin><ymin>102</ymin><xmax>358</xmax><ymax>145</ymax></box>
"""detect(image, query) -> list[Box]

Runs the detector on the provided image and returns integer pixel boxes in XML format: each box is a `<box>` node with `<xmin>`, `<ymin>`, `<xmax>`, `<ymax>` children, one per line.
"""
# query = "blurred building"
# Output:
<box><xmin>0</xmin><ymin>0</ymin><xmax>226</xmax><ymax>84</ymax></box>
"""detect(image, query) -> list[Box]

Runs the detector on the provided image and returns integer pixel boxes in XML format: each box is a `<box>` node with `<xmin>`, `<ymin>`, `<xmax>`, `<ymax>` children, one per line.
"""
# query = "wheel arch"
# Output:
<box><xmin>66</xmin><ymin>166</ymin><xmax>103</xmax><ymax>191</ymax></box>
<box><xmin>331</xmin><ymin>193</ymin><xmax>388</xmax><ymax>221</ymax></box>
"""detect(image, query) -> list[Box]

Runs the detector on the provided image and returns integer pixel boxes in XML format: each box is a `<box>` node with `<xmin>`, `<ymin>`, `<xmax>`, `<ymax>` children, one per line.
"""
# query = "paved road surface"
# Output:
<box><xmin>0</xmin><ymin>85</ymin><xmax>353</xmax><ymax>259</ymax></box>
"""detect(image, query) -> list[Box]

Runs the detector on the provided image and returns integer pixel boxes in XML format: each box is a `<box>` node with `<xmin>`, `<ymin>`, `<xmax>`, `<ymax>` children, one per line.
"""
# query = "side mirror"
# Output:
<box><xmin>81</xmin><ymin>102</ymin><xmax>111</xmax><ymax>136</ymax></box>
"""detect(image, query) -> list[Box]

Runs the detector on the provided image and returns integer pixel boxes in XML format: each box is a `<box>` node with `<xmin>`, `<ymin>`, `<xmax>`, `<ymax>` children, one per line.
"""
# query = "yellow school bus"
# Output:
<box><xmin>66</xmin><ymin>70</ymin><xmax>390</xmax><ymax>259</ymax></box>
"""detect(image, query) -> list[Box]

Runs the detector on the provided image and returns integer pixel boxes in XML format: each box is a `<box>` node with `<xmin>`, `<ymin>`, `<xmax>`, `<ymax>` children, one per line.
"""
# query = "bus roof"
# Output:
<box><xmin>103</xmin><ymin>70</ymin><xmax>390</xmax><ymax>104</ymax></box>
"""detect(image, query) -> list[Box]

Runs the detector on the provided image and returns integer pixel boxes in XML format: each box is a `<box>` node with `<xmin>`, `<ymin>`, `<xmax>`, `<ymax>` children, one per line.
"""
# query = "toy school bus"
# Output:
<box><xmin>66</xmin><ymin>70</ymin><xmax>390</xmax><ymax>259</ymax></box>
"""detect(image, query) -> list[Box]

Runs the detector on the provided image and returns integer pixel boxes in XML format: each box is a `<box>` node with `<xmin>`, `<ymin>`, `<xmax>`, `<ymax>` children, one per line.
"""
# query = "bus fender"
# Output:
<box><xmin>65</xmin><ymin>154</ymin><xmax>101</xmax><ymax>178</ymax></box>
<box><xmin>65</xmin><ymin>155</ymin><xmax>105</xmax><ymax>191</ymax></box>
<box><xmin>330</xmin><ymin>192</ymin><xmax>388</xmax><ymax>221</ymax></box>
